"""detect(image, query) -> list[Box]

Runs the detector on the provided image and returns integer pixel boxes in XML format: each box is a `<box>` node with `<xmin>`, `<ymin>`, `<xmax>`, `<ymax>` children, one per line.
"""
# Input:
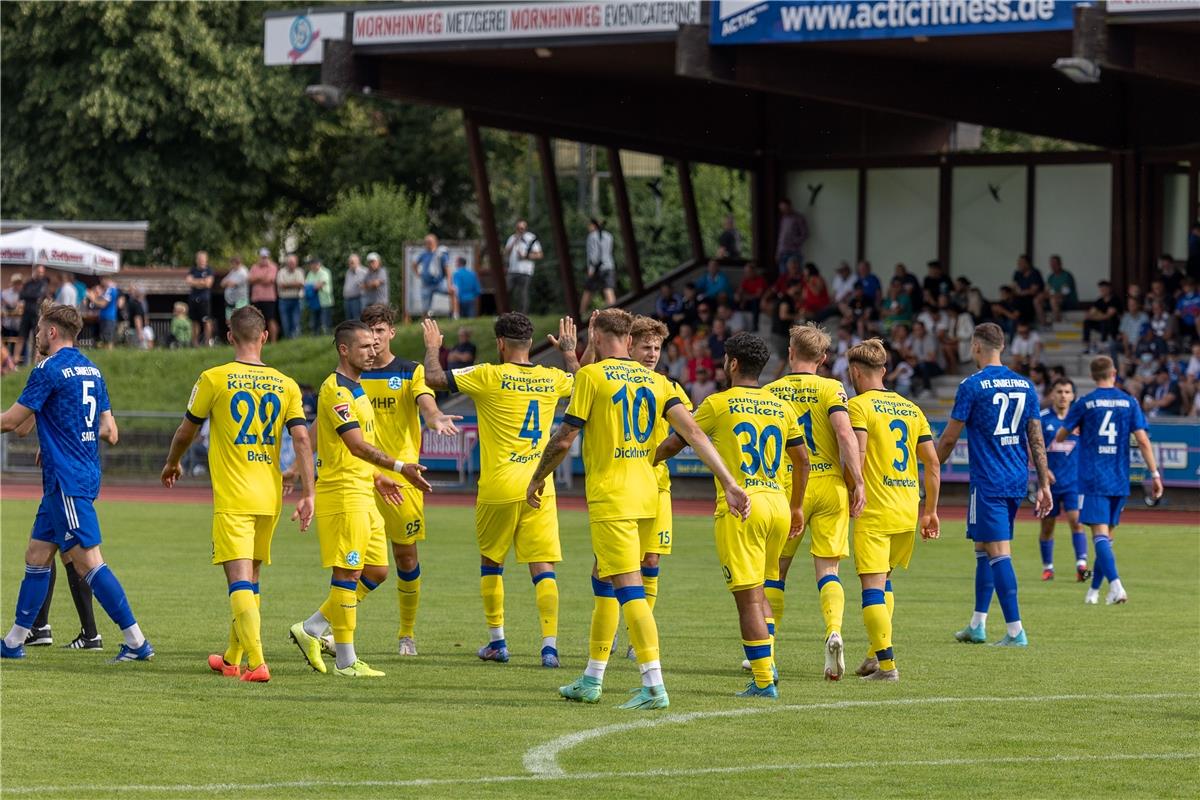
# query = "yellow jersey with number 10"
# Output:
<box><xmin>315</xmin><ymin>371</ymin><xmax>377</xmax><ymax>515</ymax></box>
<box><xmin>765</xmin><ymin>372</ymin><xmax>848</xmax><ymax>495</ymax></box>
<box><xmin>563</xmin><ymin>358</ymin><xmax>682</xmax><ymax>521</ymax></box>
<box><xmin>360</xmin><ymin>357</ymin><xmax>434</xmax><ymax>488</ymax></box>
<box><xmin>692</xmin><ymin>386</ymin><xmax>804</xmax><ymax>516</ymax></box>
<box><xmin>848</xmin><ymin>389</ymin><xmax>932</xmax><ymax>533</ymax></box>
<box><xmin>449</xmin><ymin>362</ymin><xmax>573</xmax><ymax>504</ymax></box>
<box><xmin>185</xmin><ymin>361</ymin><xmax>306</xmax><ymax>516</ymax></box>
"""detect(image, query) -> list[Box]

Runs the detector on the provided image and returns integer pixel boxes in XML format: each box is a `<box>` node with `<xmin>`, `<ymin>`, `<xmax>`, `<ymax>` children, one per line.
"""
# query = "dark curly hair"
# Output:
<box><xmin>494</xmin><ymin>312</ymin><xmax>533</xmax><ymax>343</ymax></box>
<box><xmin>724</xmin><ymin>332</ymin><xmax>771</xmax><ymax>379</ymax></box>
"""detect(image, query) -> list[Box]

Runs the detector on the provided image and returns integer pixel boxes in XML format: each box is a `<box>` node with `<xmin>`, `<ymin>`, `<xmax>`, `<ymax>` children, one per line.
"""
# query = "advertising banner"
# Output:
<box><xmin>264</xmin><ymin>12</ymin><xmax>347</xmax><ymax>65</ymax></box>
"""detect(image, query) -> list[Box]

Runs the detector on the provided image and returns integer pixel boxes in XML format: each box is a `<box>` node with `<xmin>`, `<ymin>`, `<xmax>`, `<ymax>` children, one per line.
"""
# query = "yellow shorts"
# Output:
<box><xmin>715</xmin><ymin>492</ymin><xmax>789</xmax><ymax>593</ymax></box>
<box><xmin>853</xmin><ymin>526</ymin><xmax>915</xmax><ymax>576</ymax></box>
<box><xmin>375</xmin><ymin>486</ymin><xmax>426</xmax><ymax>545</ymax></box>
<box><xmin>316</xmin><ymin>509</ymin><xmax>389</xmax><ymax>570</ymax></box>
<box><xmin>783</xmin><ymin>478</ymin><xmax>850</xmax><ymax>560</ymax></box>
<box><xmin>211</xmin><ymin>512</ymin><xmax>279</xmax><ymax>565</ymax></box>
<box><xmin>475</xmin><ymin>496</ymin><xmax>561</xmax><ymax>564</ymax></box>
<box><xmin>641</xmin><ymin>490</ymin><xmax>674</xmax><ymax>556</ymax></box>
<box><xmin>592</xmin><ymin>517</ymin><xmax>655</xmax><ymax>578</ymax></box>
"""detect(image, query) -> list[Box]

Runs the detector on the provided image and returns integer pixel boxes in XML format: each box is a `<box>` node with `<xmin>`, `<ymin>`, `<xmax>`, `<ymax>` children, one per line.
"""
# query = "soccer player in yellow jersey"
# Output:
<box><xmin>846</xmin><ymin>339</ymin><xmax>941</xmax><ymax>682</ymax></box>
<box><xmin>358</xmin><ymin>304</ymin><xmax>460</xmax><ymax>657</ymax></box>
<box><xmin>421</xmin><ymin>313</ymin><xmax>578</xmax><ymax>667</ymax></box>
<box><xmin>656</xmin><ymin>333</ymin><xmax>808</xmax><ymax>699</ymax></box>
<box><xmin>161</xmin><ymin>306</ymin><xmax>314</xmax><ymax>683</ymax></box>
<box><xmin>526</xmin><ymin>308</ymin><xmax>750</xmax><ymax>710</ymax></box>
<box><xmin>762</xmin><ymin>323</ymin><xmax>865</xmax><ymax>681</ymax></box>
<box><xmin>288</xmin><ymin>321</ymin><xmax>431</xmax><ymax>678</ymax></box>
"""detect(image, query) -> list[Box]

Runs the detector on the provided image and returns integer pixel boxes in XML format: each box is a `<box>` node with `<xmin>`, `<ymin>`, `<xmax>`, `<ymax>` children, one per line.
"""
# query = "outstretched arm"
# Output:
<box><xmin>935</xmin><ymin>419</ymin><xmax>964</xmax><ymax>465</ymax></box>
<box><xmin>1133</xmin><ymin>429</ymin><xmax>1164</xmax><ymax>500</ymax></box>
<box><xmin>421</xmin><ymin>318</ymin><xmax>449</xmax><ymax>390</ymax></box>
<box><xmin>654</xmin><ymin>431</ymin><xmax>686</xmax><ymax>465</ymax></box>
<box><xmin>546</xmin><ymin>317</ymin><xmax>579</xmax><ymax>373</ymax></box>
<box><xmin>527</xmin><ymin>422</ymin><xmax>580</xmax><ymax>507</ymax></box>
<box><xmin>1026</xmin><ymin>417</ymin><xmax>1052</xmax><ymax>517</ymax></box>
<box><xmin>666</xmin><ymin>404</ymin><xmax>751</xmax><ymax>519</ymax></box>
<box><xmin>417</xmin><ymin>393</ymin><xmax>461</xmax><ymax>436</ymax></box>
<box><xmin>339</xmin><ymin>426</ymin><xmax>431</xmax><ymax>491</ymax></box>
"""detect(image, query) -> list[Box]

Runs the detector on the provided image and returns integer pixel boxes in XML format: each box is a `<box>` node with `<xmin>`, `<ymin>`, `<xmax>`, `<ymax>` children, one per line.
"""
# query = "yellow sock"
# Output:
<box><xmin>885</xmin><ymin>579</ymin><xmax>895</xmax><ymax>619</ymax></box>
<box><xmin>764</xmin><ymin>581</ymin><xmax>785</xmax><ymax>627</ymax></box>
<box><xmin>587</xmin><ymin>581</ymin><xmax>620</xmax><ymax>663</ymax></box>
<box><xmin>533</xmin><ymin>571</ymin><xmax>558</xmax><ymax>641</ymax></box>
<box><xmin>620</xmin><ymin>596</ymin><xmax>661</xmax><ymax>665</ymax></box>
<box><xmin>641</xmin><ymin>565</ymin><xmax>660</xmax><ymax>612</ymax></box>
<box><xmin>862</xmin><ymin>591</ymin><xmax>895</xmax><ymax>671</ymax></box>
<box><xmin>742</xmin><ymin>637</ymin><xmax>773</xmax><ymax>688</ymax></box>
<box><xmin>223</xmin><ymin>620</ymin><xmax>242</xmax><ymax>666</ymax></box>
<box><xmin>818</xmin><ymin>575</ymin><xmax>845</xmax><ymax>638</ymax></box>
<box><xmin>396</xmin><ymin>565</ymin><xmax>421</xmax><ymax>639</ymax></box>
<box><xmin>356</xmin><ymin>574</ymin><xmax>381</xmax><ymax>602</ymax></box>
<box><xmin>321</xmin><ymin>583</ymin><xmax>358</xmax><ymax>644</ymax></box>
<box><xmin>480</xmin><ymin>569</ymin><xmax>505</xmax><ymax>628</ymax></box>
<box><xmin>229</xmin><ymin>585</ymin><xmax>263</xmax><ymax>669</ymax></box>
<box><xmin>764</xmin><ymin>616</ymin><xmax>776</xmax><ymax>661</ymax></box>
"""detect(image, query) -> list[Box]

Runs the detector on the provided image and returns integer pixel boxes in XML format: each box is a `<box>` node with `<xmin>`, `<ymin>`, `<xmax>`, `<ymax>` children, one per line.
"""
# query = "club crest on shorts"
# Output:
<box><xmin>388</xmin><ymin>376</ymin><xmax>402</xmax><ymax>390</ymax></box>
<box><xmin>346</xmin><ymin>550</ymin><xmax>361</xmax><ymax>567</ymax></box>
<box><xmin>333</xmin><ymin>403</ymin><xmax>352</xmax><ymax>423</ymax></box>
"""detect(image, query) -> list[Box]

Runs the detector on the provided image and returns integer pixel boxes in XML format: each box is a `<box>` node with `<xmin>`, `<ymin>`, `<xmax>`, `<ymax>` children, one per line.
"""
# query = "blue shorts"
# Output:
<box><xmin>30</xmin><ymin>491</ymin><xmax>102</xmax><ymax>553</ymax></box>
<box><xmin>966</xmin><ymin>487</ymin><xmax>1020</xmax><ymax>542</ymax></box>
<box><xmin>1048</xmin><ymin>491</ymin><xmax>1080</xmax><ymax>519</ymax></box>
<box><xmin>1079</xmin><ymin>494</ymin><xmax>1126</xmax><ymax>528</ymax></box>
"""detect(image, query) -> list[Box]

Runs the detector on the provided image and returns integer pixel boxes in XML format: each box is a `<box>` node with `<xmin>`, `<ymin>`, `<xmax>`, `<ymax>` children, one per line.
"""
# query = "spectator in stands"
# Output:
<box><xmin>665</xmin><ymin>341</ymin><xmax>687</xmax><ymax>384</ymax></box>
<box><xmin>954</xmin><ymin>300</ymin><xmax>976</xmax><ymax>365</ymax></box>
<box><xmin>677</xmin><ymin>283</ymin><xmax>701</xmax><ymax>328</ymax></box>
<box><xmin>1118</xmin><ymin>296</ymin><xmax>1149</xmax><ymax>359</ymax></box>
<box><xmin>1149</xmin><ymin>297</ymin><xmax>1175</xmax><ymax>345</ymax></box>
<box><xmin>931</xmin><ymin>295</ymin><xmax>958</xmax><ymax>370</ymax></box>
<box><xmin>855</xmin><ymin>260</ymin><xmax>882</xmax><ymax>309</ymax></box>
<box><xmin>221</xmin><ymin>256</ymin><xmax>250</xmax><ymax>328</ymax></box>
<box><xmin>838</xmin><ymin>284</ymin><xmax>874</xmax><ymax>340</ymax></box>
<box><xmin>1143</xmin><ymin>367</ymin><xmax>1181</xmax><ymax>417</ymax></box>
<box><xmin>909</xmin><ymin>319</ymin><xmax>942</xmax><ymax>397</ymax></box>
<box><xmin>1158</xmin><ymin>254</ymin><xmax>1183</xmax><ymax>298</ymax></box>
<box><xmin>1176</xmin><ymin>276</ymin><xmax>1200</xmax><ymax>342</ymax></box>
<box><xmin>1009</xmin><ymin>321</ymin><xmax>1043</xmax><ymax>372</ymax></box>
<box><xmin>892</xmin><ymin>263</ymin><xmax>921</xmax><ymax>311</ymax></box>
<box><xmin>412</xmin><ymin>236</ymin><xmax>449</xmax><ymax>317</ymax></box>
<box><xmin>17</xmin><ymin>264</ymin><xmax>49</xmax><ymax>362</ymax></box>
<box><xmin>304</xmin><ymin>257</ymin><xmax>333</xmax><ymax>335</ymax></box>
<box><xmin>54</xmin><ymin>270</ymin><xmax>79</xmax><ymax>308</ymax></box>
<box><xmin>831</xmin><ymin>261</ymin><xmax>856</xmax><ymax>305</ymax></box>
<box><xmin>125</xmin><ymin>284</ymin><xmax>149</xmax><ymax>349</ymax></box>
<box><xmin>451</xmin><ymin>257</ymin><xmax>481</xmax><ymax>319</ymax></box>
<box><xmin>446</xmin><ymin>326</ymin><xmax>477</xmax><ymax>369</ymax></box>
<box><xmin>343</xmin><ymin>252</ymin><xmax>366</xmax><ymax>323</ymax></box>
<box><xmin>992</xmin><ymin>285</ymin><xmax>1022</xmax><ymax>338</ymax></box>
<box><xmin>1030</xmin><ymin>364</ymin><xmax>1049</xmax><ymax>404</ymax></box>
<box><xmin>276</xmin><ymin>254</ymin><xmax>305</xmax><ymax>339</ymax></box>
<box><xmin>1146</xmin><ymin>277</ymin><xmax>1169</xmax><ymax>310</ymax></box>
<box><xmin>717</xmin><ymin>300</ymin><xmax>746</xmax><ymax>334</ymax></box>
<box><xmin>362</xmin><ymin>252</ymin><xmax>390</xmax><ymax>309</ymax></box>
<box><xmin>92</xmin><ymin>276</ymin><xmax>120</xmax><ymax>349</ymax></box>
<box><xmin>504</xmin><ymin>219</ymin><xmax>542</xmax><ymax>313</ymax></box>
<box><xmin>655</xmin><ymin>283</ymin><xmax>682</xmax><ymax>333</ymax></box>
<box><xmin>688</xmin><ymin>340</ymin><xmax>715</xmax><ymax>384</ymax></box>
<box><xmin>2</xmin><ymin>274</ymin><xmax>22</xmax><ymax>349</ymax></box>
<box><xmin>169</xmin><ymin>302</ymin><xmax>191</xmax><ymax>348</ymax></box>
<box><xmin>885</xmin><ymin>349</ymin><xmax>914</xmax><ymax>397</ymax></box>
<box><xmin>735</xmin><ymin>262</ymin><xmax>766</xmax><ymax>327</ymax></box>
<box><xmin>186</xmin><ymin>250</ymin><xmax>214</xmax><ymax>347</ymax></box>
<box><xmin>689</xmin><ymin>364</ymin><xmax>717</xmax><ymax>406</ymax></box>
<box><xmin>1043</xmin><ymin>254</ymin><xmax>1077</xmax><ymax>323</ymax></box>
<box><xmin>950</xmin><ymin>275</ymin><xmax>972</xmax><ymax>312</ymax></box>
<box><xmin>800</xmin><ymin>263</ymin><xmax>830</xmax><ymax>318</ymax></box>
<box><xmin>718</xmin><ymin>214</ymin><xmax>742</xmax><ymax>258</ymax></box>
<box><xmin>695</xmin><ymin>301</ymin><xmax>715</xmax><ymax>335</ymax></box>
<box><xmin>581</xmin><ymin>218</ymin><xmax>617</xmax><ymax>317</ymax></box>
<box><xmin>776</xmin><ymin>198</ymin><xmax>808</xmax><ymax>273</ymax></box>
<box><xmin>672</xmin><ymin>323</ymin><xmax>696</xmax><ymax>360</ymax></box>
<box><xmin>249</xmin><ymin>248</ymin><xmax>279</xmax><ymax>341</ymax></box>
<box><xmin>696</xmin><ymin>259</ymin><xmax>732</xmax><ymax>303</ymax></box>
<box><xmin>923</xmin><ymin>260</ymin><xmax>952</xmax><ymax>302</ymax></box>
<box><xmin>773</xmin><ymin>257</ymin><xmax>806</xmax><ymax>298</ymax></box>
<box><xmin>882</xmin><ymin>278</ymin><xmax>913</xmax><ymax>333</ymax></box>
<box><xmin>1011</xmin><ymin>253</ymin><xmax>1045</xmax><ymax>327</ymax></box>
<box><xmin>708</xmin><ymin>317</ymin><xmax>729</xmax><ymax>361</ymax></box>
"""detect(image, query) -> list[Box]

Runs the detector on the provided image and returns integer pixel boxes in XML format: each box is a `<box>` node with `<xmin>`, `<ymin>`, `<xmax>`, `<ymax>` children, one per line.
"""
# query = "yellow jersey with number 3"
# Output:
<box><xmin>449</xmin><ymin>362</ymin><xmax>573</xmax><ymax>504</ymax></box>
<box><xmin>563</xmin><ymin>358</ymin><xmax>681</xmax><ymax>521</ymax></box>
<box><xmin>315</xmin><ymin>371</ymin><xmax>377</xmax><ymax>515</ymax></box>
<box><xmin>692</xmin><ymin>386</ymin><xmax>805</xmax><ymax>516</ymax></box>
<box><xmin>653</xmin><ymin>379</ymin><xmax>691</xmax><ymax>492</ymax></box>
<box><xmin>359</xmin><ymin>357</ymin><xmax>434</xmax><ymax>488</ymax></box>
<box><xmin>185</xmin><ymin>361</ymin><xmax>306</xmax><ymax>516</ymax></box>
<box><xmin>765</xmin><ymin>372</ymin><xmax>848</xmax><ymax>495</ymax></box>
<box><xmin>848</xmin><ymin>389</ymin><xmax>932</xmax><ymax>532</ymax></box>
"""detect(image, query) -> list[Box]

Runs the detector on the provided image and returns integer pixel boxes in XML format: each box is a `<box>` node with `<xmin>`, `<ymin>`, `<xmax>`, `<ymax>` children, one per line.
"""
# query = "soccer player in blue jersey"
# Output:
<box><xmin>1055</xmin><ymin>356</ymin><xmax>1162</xmax><ymax>605</ymax></box>
<box><xmin>0</xmin><ymin>303</ymin><xmax>154</xmax><ymax>662</ymax></box>
<box><xmin>1038</xmin><ymin>378</ymin><xmax>1090</xmax><ymax>582</ymax></box>
<box><xmin>936</xmin><ymin>323</ymin><xmax>1051</xmax><ymax>647</ymax></box>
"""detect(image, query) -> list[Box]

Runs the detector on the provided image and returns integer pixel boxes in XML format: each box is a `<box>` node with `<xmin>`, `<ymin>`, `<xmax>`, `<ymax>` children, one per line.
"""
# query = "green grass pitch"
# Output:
<box><xmin>1</xmin><ymin>498</ymin><xmax>1197</xmax><ymax>798</ymax></box>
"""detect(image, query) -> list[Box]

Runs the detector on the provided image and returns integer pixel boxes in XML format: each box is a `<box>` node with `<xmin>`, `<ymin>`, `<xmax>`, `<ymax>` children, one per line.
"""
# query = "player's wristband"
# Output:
<box><xmin>1150</xmin><ymin>471</ymin><xmax>1160</xmax><ymax>478</ymax></box>
<box><xmin>393</xmin><ymin>460</ymin><xmax>406</xmax><ymax>474</ymax></box>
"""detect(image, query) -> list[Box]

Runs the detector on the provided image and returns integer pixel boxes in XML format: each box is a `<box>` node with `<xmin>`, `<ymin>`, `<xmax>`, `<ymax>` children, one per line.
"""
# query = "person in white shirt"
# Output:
<box><xmin>54</xmin><ymin>272</ymin><xmax>79</xmax><ymax>307</ymax></box>
<box><xmin>1008</xmin><ymin>321</ymin><xmax>1043</xmax><ymax>371</ymax></box>
<box><xmin>503</xmin><ymin>219</ymin><xmax>542</xmax><ymax>313</ymax></box>
<box><xmin>831</xmin><ymin>261</ymin><xmax>857</xmax><ymax>305</ymax></box>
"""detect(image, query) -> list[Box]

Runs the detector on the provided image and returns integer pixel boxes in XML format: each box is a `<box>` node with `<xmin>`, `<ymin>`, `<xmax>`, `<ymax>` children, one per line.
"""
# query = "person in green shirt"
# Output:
<box><xmin>170</xmin><ymin>301</ymin><xmax>192</xmax><ymax>348</ymax></box>
<box><xmin>304</xmin><ymin>257</ymin><xmax>334</xmax><ymax>335</ymax></box>
<box><xmin>1044</xmin><ymin>254</ymin><xmax>1077</xmax><ymax>323</ymax></box>
<box><xmin>882</xmin><ymin>277</ymin><xmax>913</xmax><ymax>334</ymax></box>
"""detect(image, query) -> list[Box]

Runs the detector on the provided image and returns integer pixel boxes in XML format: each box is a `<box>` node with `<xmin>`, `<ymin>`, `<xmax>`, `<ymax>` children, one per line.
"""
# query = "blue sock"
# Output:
<box><xmin>1039</xmin><ymin>538</ymin><xmax>1053</xmax><ymax>568</ymax></box>
<box><xmin>974</xmin><ymin>551</ymin><xmax>994</xmax><ymax>614</ymax></box>
<box><xmin>1071</xmin><ymin>531</ymin><xmax>1088</xmax><ymax>563</ymax></box>
<box><xmin>1093</xmin><ymin>535</ymin><xmax>1119</xmax><ymax>583</ymax></box>
<box><xmin>14</xmin><ymin>565</ymin><xmax>53</xmax><ymax>629</ymax></box>
<box><xmin>988</xmin><ymin>555</ymin><xmax>1021</xmax><ymax>624</ymax></box>
<box><xmin>84</xmin><ymin>564</ymin><xmax>136</xmax><ymax>630</ymax></box>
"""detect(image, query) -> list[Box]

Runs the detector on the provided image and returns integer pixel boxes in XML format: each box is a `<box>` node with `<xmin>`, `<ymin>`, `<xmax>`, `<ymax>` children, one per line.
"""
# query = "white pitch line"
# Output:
<box><xmin>3</xmin><ymin>752</ymin><xmax>1196</xmax><ymax>796</ymax></box>
<box><xmin>523</xmin><ymin>691</ymin><xmax>1193</xmax><ymax>775</ymax></box>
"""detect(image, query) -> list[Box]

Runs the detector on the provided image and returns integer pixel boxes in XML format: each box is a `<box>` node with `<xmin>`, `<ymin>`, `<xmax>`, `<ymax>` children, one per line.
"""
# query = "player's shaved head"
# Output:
<box><xmin>972</xmin><ymin>322</ymin><xmax>1006</xmax><ymax>353</ymax></box>
<box><xmin>592</xmin><ymin>307</ymin><xmax>633</xmax><ymax>338</ymax></box>
<box><xmin>630</xmin><ymin>315</ymin><xmax>668</xmax><ymax>345</ymax></box>
<box><xmin>789</xmin><ymin>323</ymin><xmax>830</xmax><ymax>363</ymax></box>
<box><xmin>846</xmin><ymin>338</ymin><xmax>888</xmax><ymax>371</ymax></box>
<box><xmin>360</xmin><ymin>304</ymin><xmax>396</xmax><ymax>327</ymax></box>
<box><xmin>228</xmin><ymin>305</ymin><xmax>266</xmax><ymax>344</ymax></box>
<box><xmin>724</xmin><ymin>332</ymin><xmax>770</xmax><ymax>380</ymax></box>
<box><xmin>334</xmin><ymin>319</ymin><xmax>371</xmax><ymax>351</ymax></box>
<box><xmin>494</xmin><ymin>312</ymin><xmax>533</xmax><ymax>344</ymax></box>
<box><xmin>38</xmin><ymin>302</ymin><xmax>82</xmax><ymax>341</ymax></box>
<box><xmin>1090</xmin><ymin>355</ymin><xmax>1116</xmax><ymax>381</ymax></box>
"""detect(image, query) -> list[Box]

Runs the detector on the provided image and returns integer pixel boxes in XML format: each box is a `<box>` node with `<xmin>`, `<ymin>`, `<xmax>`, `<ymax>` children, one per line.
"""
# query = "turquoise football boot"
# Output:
<box><xmin>954</xmin><ymin>623</ymin><xmax>987</xmax><ymax>643</ymax></box>
<box><xmin>559</xmin><ymin>674</ymin><xmax>602</xmax><ymax>703</ymax></box>
<box><xmin>618</xmin><ymin>685</ymin><xmax>669</xmax><ymax>710</ymax></box>
<box><xmin>736</xmin><ymin>680</ymin><xmax>779</xmax><ymax>699</ymax></box>
<box><xmin>991</xmin><ymin>630</ymin><xmax>1029</xmax><ymax>647</ymax></box>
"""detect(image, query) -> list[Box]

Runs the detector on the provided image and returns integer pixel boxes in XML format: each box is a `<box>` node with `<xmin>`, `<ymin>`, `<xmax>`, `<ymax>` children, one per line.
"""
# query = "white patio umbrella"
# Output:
<box><xmin>0</xmin><ymin>225</ymin><xmax>121</xmax><ymax>275</ymax></box>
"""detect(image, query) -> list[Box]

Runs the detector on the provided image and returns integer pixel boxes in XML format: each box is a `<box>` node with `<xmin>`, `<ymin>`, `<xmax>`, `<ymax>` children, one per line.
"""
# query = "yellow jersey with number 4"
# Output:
<box><xmin>185</xmin><ymin>361</ymin><xmax>306</xmax><ymax>516</ymax></box>
<box><xmin>563</xmin><ymin>358</ymin><xmax>682</xmax><ymax>521</ymax></box>
<box><xmin>765</xmin><ymin>372</ymin><xmax>848</xmax><ymax>494</ymax></box>
<box><xmin>360</xmin><ymin>357</ymin><xmax>435</xmax><ymax>489</ymax></box>
<box><xmin>449</xmin><ymin>362</ymin><xmax>573</xmax><ymax>504</ymax></box>
<box><xmin>315</xmin><ymin>372</ymin><xmax>377</xmax><ymax>515</ymax></box>
<box><xmin>848</xmin><ymin>389</ymin><xmax>932</xmax><ymax>533</ymax></box>
<box><xmin>692</xmin><ymin>386</ymin><xmax>805</xmax><ymax>516</ymax></box>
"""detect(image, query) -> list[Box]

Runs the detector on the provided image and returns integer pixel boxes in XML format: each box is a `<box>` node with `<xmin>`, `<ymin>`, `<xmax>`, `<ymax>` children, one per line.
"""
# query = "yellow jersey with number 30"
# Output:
<box><xmin>359</xmin><ymin>357</ymin><xmax>434</xmax><ymax>488</ymax></box>
<box><xmin>765</xmin><ymin>372</ymin><xmax>848</xmax><ymax>495</ymax></box>
<box><xmin>692</xmin><ymin>386</ymin><xmax>804</xmax><ymax>516</ymax></box>
<box><xmin>185</xmin><ymin>361</ymin><xmax>306</xmax><ymax>516</ymax></box>
<box><xmin>848</xmin><ymin>389</ymin><xmax>932</xmax><ymax>532</ymax></box>
<box><xmin>563</xmin><ymin>358</ymin><xmax>681</xmax><ymax>521</ymax></box>
<box><xmin>449</xmin><ymin>362</ymin><xmax>573</xmax><ymax>504</ymax></box>
<box><xmin>315</xmin><ymin>372</ymin><xmax>377</xmax><ymax>515</ymax></box>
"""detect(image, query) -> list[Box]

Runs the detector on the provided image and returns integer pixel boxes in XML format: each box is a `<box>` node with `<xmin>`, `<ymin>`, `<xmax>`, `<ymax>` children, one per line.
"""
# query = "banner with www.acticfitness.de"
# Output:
<box><xmin>711</xmin><ymin>0</ymin><xmax>1078</xmax><ymax>44</ymax></box>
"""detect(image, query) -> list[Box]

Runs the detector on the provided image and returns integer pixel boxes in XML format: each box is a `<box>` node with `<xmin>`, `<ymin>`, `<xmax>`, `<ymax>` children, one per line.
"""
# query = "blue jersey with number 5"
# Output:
<box><xmin>17</xmin><ymin>347</ymin><xmax>110</xmax><ymax>499</ymax></box>
<box><xmin>950</xmin><ymin>365</ymin><xmax>1039</xmax><ymax>498</ymax></box>
<box><xmin>1061</xmin><ymin>387</ymin><xmax>1146</xmax><ymax>496</ymax></box>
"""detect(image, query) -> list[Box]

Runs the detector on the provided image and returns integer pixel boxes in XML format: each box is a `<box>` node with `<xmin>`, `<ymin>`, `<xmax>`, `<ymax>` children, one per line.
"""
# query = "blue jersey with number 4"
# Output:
<box><xmin>1061</xmin><ymin>387</ymin><xmax>1146</xmax><ymax>496</ymax></box>
<box><xmin>1040</xmin><ymin>407</ymin><xmax>1079</xmax><ymax>495</ymax></box>
<box><xmin>17</xmin><ymin>347</ymin><xmax>110</xmax><ymax>499</ymax></box>
<box><xmin>950</xmin><ymin>364</ymin><xmax>1039</xmax><ymax>498</ymax></box>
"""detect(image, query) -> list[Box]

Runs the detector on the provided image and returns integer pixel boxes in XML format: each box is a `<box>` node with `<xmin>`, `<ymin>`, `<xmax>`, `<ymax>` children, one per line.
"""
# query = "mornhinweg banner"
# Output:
<box><xmin>711</xmin><ymin>0</ymin><xmax>1078</xmax><ymax>44</ymax></box>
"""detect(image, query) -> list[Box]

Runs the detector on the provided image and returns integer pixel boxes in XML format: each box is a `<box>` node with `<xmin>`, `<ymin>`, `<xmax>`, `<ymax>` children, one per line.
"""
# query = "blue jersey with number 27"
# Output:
<box><xmin>1061</xmin><ymin>387</ymin><xmax>1147</xmax><ymax>497</ymax></box>
<box><xmin>950</xmin><ymin>364</ymin><xmax>1039</xmax><ymax>498</ymax></box>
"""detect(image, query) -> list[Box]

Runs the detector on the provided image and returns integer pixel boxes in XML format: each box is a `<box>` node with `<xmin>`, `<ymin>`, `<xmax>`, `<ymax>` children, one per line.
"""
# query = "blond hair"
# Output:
<box><xmin>1090</xmin><ymin>355</ymin><xmax>1116</xmax><ymax>381</ymax></box>
<box><xmin>38</xmin><ymin>303</ymin><xmax>83</xmax><ymax>340</ymax></box>
<box><xmin>592</xmin><ymin>307</ymin><xmax>633</xmax><ymax>338</ymax></box>
<box><xmin>630</xmin><ymin>315</ymin><xmax>668</xmax><ymax>344</ymax></box>
<box><xmin>789</xmin><ymin>323</ymin><xmax>831</xmax><ymax>362</ymax></box>
<box><xmin>846</xmin><ymin>337</ymin><xmax>888</xmax><ymax>370</ymax></box>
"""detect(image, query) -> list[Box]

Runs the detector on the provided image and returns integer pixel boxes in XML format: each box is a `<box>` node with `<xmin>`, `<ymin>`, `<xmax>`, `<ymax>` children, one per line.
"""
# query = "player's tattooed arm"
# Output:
<box><xmin>1026</xmin><ymin>417</ymin><xmax>1051</xmax><ymax>489</ymax></box>
<box><xmin>935</xmin><ymin>418</ymin><xmax>964</xmax><ymax>464</ymax></box>
<box><xmin>420</xmin><ymin>318</ymin><xmax>450</xmax><ymax>390</ymax></box>
<box><xmin>653</xmin><ymin>432</ymin><xmax>686</xmax><ymax>465</ymax></box>
<box><xmin>527</xmin><ymin>422</ymin><xmax>579</xmax><ymax>507</ymax></box>
<box><xmin>340</xmin><ymin>426</ymin><xmax>432</xmax><ymax>491</ymax></box>
<box><xmin>547</xmin><ymin>317</ymin><xmax>579</xmax><ymax>374</ymax></box>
